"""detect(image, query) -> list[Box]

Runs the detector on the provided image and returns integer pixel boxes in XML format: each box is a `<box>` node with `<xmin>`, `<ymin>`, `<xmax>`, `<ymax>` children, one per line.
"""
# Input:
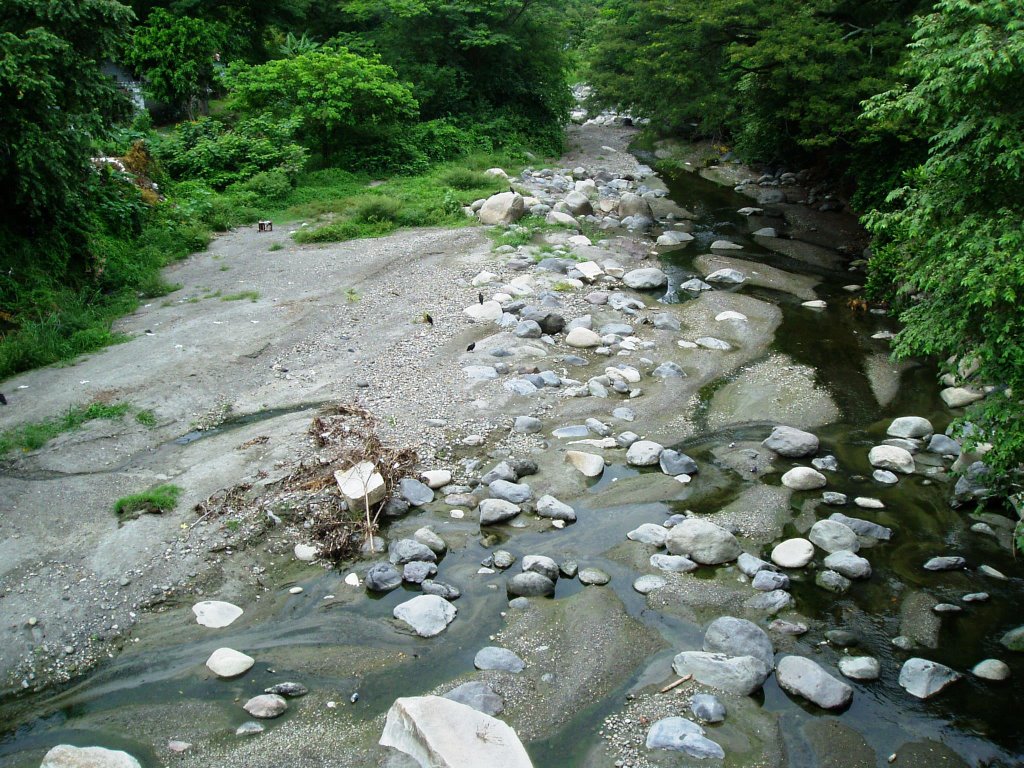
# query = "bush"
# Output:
<box><xmin>441</xmin><ymin>168</ymin><xmax>493</xmax><ymax>190</ymax></box>
<box><xmin>351</xmin><ymin>195</ymin><xmax>403</xmax><ymax>223</ymax></box>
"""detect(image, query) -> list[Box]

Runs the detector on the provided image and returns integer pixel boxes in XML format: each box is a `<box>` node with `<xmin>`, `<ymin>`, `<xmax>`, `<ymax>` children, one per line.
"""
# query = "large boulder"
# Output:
<box><xmin>762</xmin><ymin>426</ymin><xmax>819</xmax><ymax>457</ymax></box>
<box><xmin>665</xmin><ymin>518</ymin><xmax>741</xmax><ymax>564</ymax></box>
<box><xmin>478</xmin><ymin>192</ymin><xmax>525</xmax><ymax>225</ymax></box>
<box><xmin>808</xmin><ymin>519</ymin><xmax>859</xmax><ymax>553</ymax></box>
<box><xmin>618</xmin><ymin>192</ymin><xmax>653</xmax><ymax>220</ymax></box>
<box><xmin>887</xmin><ymin>416</ymin><xmax>934</xmax><ymax>439</ymax></box>
<box><xmin>563</xmin><ymin>190</ymin><xmax>594</xmax><ymax>216</ymax></box>
<box><xmin>775</xmin><ymin>656</ymin><xmax>853</xmax><ymax>710</ymax></box>
<box><xmin>703</xmin><ymin>616</ymin><xmax>774</xmax><ymax>668</ymax></box>
<box><xmin>781</xmin><ymin>467</ymin><xmax>827</xmax><ymax>490</ymax></box>
<box><xmin>40</xmin><ymin>746</ymin><xmax>142</xmax><ymax>768</ymax></box>
<box><xmin>645</xmin><ymin>717</ymin><xmax>724</xmax><ymax>759</ymax></box>
<box><xmin>335</xmin><ymin>462</ymin><xmax>387</xmax><ymax>508</ymax></box>
<box><xmin>672</xmin><ymin>651</ymin><xmax>770</xmax><ymax>696</ymax></box>
<box><xmin>380</xmin><ymin>696</ymin><xmax>534</xmax><ymax>768</ymax></box>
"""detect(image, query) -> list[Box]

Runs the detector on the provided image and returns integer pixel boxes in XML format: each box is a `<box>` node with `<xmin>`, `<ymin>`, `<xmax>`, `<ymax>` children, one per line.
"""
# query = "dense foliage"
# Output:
<box><xmin>862</xmin><ymin>0</ymin><xmax>1024</xmax><ymax>490</ymax></box>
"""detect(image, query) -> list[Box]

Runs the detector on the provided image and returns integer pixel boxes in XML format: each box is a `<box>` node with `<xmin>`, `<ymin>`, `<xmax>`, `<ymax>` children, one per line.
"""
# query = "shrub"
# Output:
<box><xmin>113</xmin><ymin>484</ymin><xmax>182</xmax><ymax>519</ymax></box>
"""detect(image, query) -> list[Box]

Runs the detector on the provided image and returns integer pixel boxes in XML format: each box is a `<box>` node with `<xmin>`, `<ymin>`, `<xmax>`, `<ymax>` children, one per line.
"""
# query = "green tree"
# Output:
<box><xmin>0</xmin><ymin>0</ymin><xmax>133</xmax><ymax>264</ymax></box>
<box><xmin>229</xmin><ymin>47</ymin><xmax>418</xmax><ymax>161</ymax></box>
<box><xmin>862</xmin><ymin>0</ymin><xmax>1024</xmax><ymax>494</ymax></box>
<box><xmin>126</xmin><ymin>8</ymin><xmax>225</xmax><ymax>119</ymax></box>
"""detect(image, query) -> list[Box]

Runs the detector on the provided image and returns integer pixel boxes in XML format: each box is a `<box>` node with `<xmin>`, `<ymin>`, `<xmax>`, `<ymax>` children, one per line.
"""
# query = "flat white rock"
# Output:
<box><xmin>192</xmin><ymin>600</ymin><xmax>243</xmax><ymax>628</ymax></box>
<box><xmin>335</xmin><ymin>461</ymin><xmax>386</xmax><ymax>507</ymax></box>
<box><xmin>206</xmin><ymin>647</ymin><xmax>255</xmax><ymax>678</ymax></box>
<box><xmin>41</xmin><ymin>746</ymin><xmax>142</xmax><ymax>768</ymax></box>
<box><xmin>565</xmin><ymin>450</ymin><xmax>604</xmax><ymax>477</ymax></box>
<box><xmin>380</xmin><ymin>695</ymin><xmax>534</xmax><ymax>768</ymax></box>
<box><xmin>772</xmin><ymin>538</ymin><xmax>815</xmax><ymax>568</ymax></box>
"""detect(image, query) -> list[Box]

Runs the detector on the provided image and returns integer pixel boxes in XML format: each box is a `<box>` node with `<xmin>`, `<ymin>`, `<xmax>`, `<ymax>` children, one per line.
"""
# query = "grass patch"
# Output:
<box><xmin>221</xmin><ymin>290</ymin><xmax>260</xmax><ymax>302</ymax></box>
<box><xmin>135</xmin><ymin>409</ymin><xmax>157</xmax><ymax>427</ymax></box>
<box><xmin>489</xmin><ymin>215</ymin><xmax>561</xmax><ymax>250</ymax></box>
<box><xmin>552</xmin><ymin>280</ymin><xmax>577</xmax><ymax>292</ymax></box>
<box><xmin>268</xmin><ymin>243</ymin><xmax>283</xmax><ymax>252</ymax></box>
<box><xmin>0</xmin><ymin>401</ymin><xmax>132</xmax><ymax>455</ymax></box>
<box><xmin>113</xmin><ymin>483</ymin><xmax>182</xmax><ymax>519</ymax></box>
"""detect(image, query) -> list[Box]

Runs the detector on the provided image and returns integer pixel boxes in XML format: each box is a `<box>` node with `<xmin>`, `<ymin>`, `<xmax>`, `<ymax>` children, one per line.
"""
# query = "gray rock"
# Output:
<box><xmin>1000</xmin><ymin>625</ymin><xmax>1024</xmax><ymax>651</ymax></box>
<box><xmin>839</xmin><ymin>656</ymin><xmax>881</xmax><ymax>681</ymax></box>
<box><xmin>506</xmin><ymin>572</ymin><xmax>555</xmax><ymax>598</ymax></box>
<box><xmin>690</xmin><ymin>693</ymin><xmax>727</xmax><ymax>724</ymax></box>
<box><xmin>962</xmin><ymin>592</ymin><xmax>989</xmax><ymax>603</ymax></box>
<box><xmin>703</xmin><ymin>616</ymin><xmax>774</xmax><ymax>668</ymax></box>
<box><xmin>536</xmin><ymin>494</ymin><xmax>576</xmax><ymax>522</ymax></box>
<box><xmin>775</xmin><ymin>656</ymin><xmax>853</xmax><ymax>710</ymax></box>
<box><xmin>479</xmin><ymin>498</ymin><xmax>521</xmax><ymax>525</ymax></box>
<box><xmin>899</xmin><ymin>658</ymin><xmax>962</xmax><ymax>699</ymax></box>
<box><xmin>762</xmin><ymin>426</ymin><xmax>819</xmax><ymax>457</ymax></box>
<box><xmin>492</xmin><ymin>550</ymin><xmax>516</xmax><ymax>569</ymax></box>
<box><xmin>652</xmin><ymin>361</ymin><xmax>686</xmax><ymax>378</ymax></box>
<box><xmin>480</xmin><ymin>461</ymin><xmax>517</xmax><ymax>484</ymax></box>
<box><xmin>770</xmin><ymin>620</ymin><xmax>809</xmax><ymax>636</ymax></box>
<box><xmin>825</xmin><ymin>630</ymin><xmax>859</xmax><ymax>647</ymax></box>
<box><xmin>645</xmin><ymin>717</ymin><xmax>725</xmax><ymax>759</ymax></box>
<box><xmin>474</xmin><ymin>646</ymin><xmax>526</xmax><ymax>673</ymax></box>
<box><xmin>666</xmin><ymin>518</ymin><xmax>742</xmax><ymax>564</ymax></box>
<box><xmin>782</xmin><ymin>466</ymin><xmax>827</xmax><ymax>490</ymax></box>
<box><xmin>265</xmin><ymin>682</ymin><xmax>309</xmax><ymax>697</ymax></box>
<box><xmin>623</xmin><ymin>267</ymin><xmax>668</xmax><ymax>290</ymax></box>
<box><xmin>489</xmin><ymin>479</ymin><xmax>533</xmax><ymax>504</ymax></box>
<box><xmin>828</xmin><ymin>513</ymin><xmax>892</xmax><ymax>541</ymax></box>
<box><xmin>403</xmin><ymin>561</ymin><xmax>437</xmax><ymax>584</ymax></box>
<box><xmin>626</xmin><ymin>440</ymin><xmax>664</xmax><ymax>466</ymax></box>
<box><xmin>823</xmin><ymin>550</ymin><xmax>872</xmax><ymax>580</ymax></box>
<box><xmin>612</xmin><ymin>407</ymin><xmax>636</xmax><ymax>422</ymax></box>
<box><xmin>653</xmin><ymin>313</ymin><xmax>682</xmax><ymax>331</ymax></box>
<box><xmin>873</xmin><ymin>469</ymin><xmax>899</xmax><ymax>484</ymax></box>
<box><xmin>513</xmin><ymin>415</ymin><xmax>543</xmax><ymax>434</ymax></box>
<box><xmin>504</xmin><ymin>378</ymin><xmax>538</xmax><ymax>396</ymax></box>
<box><xmin>812</xmin><ymin>455</ymin><xmax>839</xmax><ymax>472</ymax></box>
<box><xmin>586</xmin><ymin>417</ymin><xmax>612</xmax><ymax>436</ymax></box>
<box><xmin>414</xmin><ymin>527</ymin><xmax>447</xmax><ymax>555</ymax></box>
<box><xmin>514</xmin><ymin>319</ymin><xmax>543</xmax><ymax>338</ymax></box>
<box><xmin>650</xmin><ymin>554</ymin><xmax>699</xmax><ymax>573</ymax></box>
<box><xmin>753</xmin><ymin>570</ymin><xmax>790</xmax><ymax>591</ymax></box>
<box><xmin>243</xmin><ymin>694</ymin><xmax>287</xmax><ymax>719</ymax></box>
<box><xmin>972</xmin><ymin>659</ymin><xmax>1010</xmax><ymax>681</ymax></box>
<box><xmin>616</xmin><ymin>431</ymin><xmax>641</xmax><ymax>448</ymax></box>
<box><xmin>627</xmin><ymin>523</ymin><xmax>669</xmax><ymax>546</ymax></box>
<box><xmin>705</xmin><ymin>268</ymin><xmax>746</xmax><ymax>284</ymax></box>
<box><xmin>660</xmin><ymin>449</ymin><xmax>698</xmax><ymax>476</ymax></box>
<box><xmin>822</xmin><ymin>492</ymin><xmax>848</xmax><ymax>506</ymax></box>
<box><xmin>816</xmin><ymin>570</ymin><xmax>852</xmax><ymax>593</ymax></box>
<box><xmin>394</xmin><ymin>595</ymin><xmax>457</xmax><ymax>637</ymax></box>
<box><xmin>738</xmin><ymin>553</ymin><xmax>772</xmax><ymax>577</ymax></box>
<box><xmin>421</xmin><ymin>580</ymin><xmax>461</xmax><ymax>601</ymax></box>
<box><xmin>868</xmin><ymin>444</ymin><xmax>915</xmax><ymax>474</ymax></box>
<box><xmin>478</xmin><ymin>192</ymin><xmax>525</xmax><ymax>225</ymax></box>
<box><xmin>522</xmin><ymin>555</ymin><xmax>560</xmax><ymax>582</ymax></box>
<box><xmin>578</xmin><ymin>567</ymin><xmax>611</xmax><ymax>585</ymax></box>
<box><xmin>389</xmin><ymin>539</ymin><xmax>438</xmax><ymax>565</ymax></box>
<box><xmin>633</xmin><ymin>575</ymin><xmax>667</xmax><ymax>594</ymax></box>
<box><xmin>559</xmin><ymin>560</ymin><xmax>579</xmax><ymax>579</ymax></box>
<box><xmin>600</xmin><ymin>322</ymin><xmax>634</xmax><ymax>337</ymax></box>
<box><xmin>678</xmin><ymin>278</ymin><xmax>712</xmax><ymax>293</ymax></box>
<box><xmin>444</xmin><ymin>681</ymin><xmax>504</xmax><ymax>715</ymax></box>
<box><xmin>383</xmin><ymin>497</ymin><xmax>411</xmax><ymax>518</ymax></box>
<box><xmin>927</xmin><ymin>434</ymin><xmax>961</xmax><ymax>456</ymax></box>
<box><xmin>672</xmin><ymin>651</ymin><xmax>770</xmax><ymax>695</ymax></box>
<box><xmin>235</xmin><ymin>722</ymin><xmax>264</xmax><ymax>736</ymax></box>
<box><xmin>745</xmin><ymin>589</ymin><xmax>794</xmax><ymax>614</ymax></box>
<box><xmin>40</xmin><ymin>746</ymin><xmax>142</xmax><ymax>768</ymax></box>
<box><xmin>695</xmin><ymin>336</ymin><xmax>732</xmax><ymax>350</ymax></box>
<box><xmin>888</xmin><ymin>416</ymin><xmax>934</xmax><ymax>439</ymax></box>
<box><xmin>809</xmin><ymin>519</ymin><xmax>859</xmax><ymax>553</ymax></box>
<box><xmin>923</xmin><ymin>556</ymin><xmax>966</xmax><ymax>571</ymax></box>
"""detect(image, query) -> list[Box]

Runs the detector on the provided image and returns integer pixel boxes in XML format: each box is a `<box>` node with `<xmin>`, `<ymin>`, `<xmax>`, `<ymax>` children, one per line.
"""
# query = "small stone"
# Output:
<box><xmin>898</xmin><ymin>657</ymin><xmax>962</xmax><ymax>699</ymax></box>
<box><xmin>923</xmin><ymin>556</ymin><xmax>966</xmax><ymax>571</ymax></box>
<box><xmin>838</xmin><ymin>656</ymin><xmax>881</xmax><ymax>681</ymax></box>
<box><xmin>816</xmin><ymin>570</ymin><xmax>852</xmax><ymax>593</ymax></box>
<box><xmin>972</xmin><ymin>659</ymin><xmax>1010</xmax><ymax>681</ymax></box>
<box><xmin>650</xmin><ymin>554</ymin><xmax>698</xmax><ymax>573</ymax></box>
<box><xmin>474</xmin><ymin>646</ymin><xmax>526</xmax><ymax>673</ymax></box>
<box><xmin>243</xmin><ymin>694</ymin><xmax>288</xmax><ymax>719</ymax></box>
<box><xmin>690</xmin><ymin>693</ymin><xmax>727</xmax><ymax>723</ymax></box>
<box><xmin>236</xmin><ymin>721</ymin><xmax>264</xmax><ymax>736</ymax></box>
<box><xmin>265</xmin><ymin>682</ymin><xmax>309</xmax><ymax>697</ymax></box>
<box><xmin>578</xmin><ymin>567</ymin><xmax>611</xmax><ymax>585</ymax></box>
<box><xmin>206</xmin><ymin>648</ymin><xmax>254</xmax><ymax>678</ymax></box>
<box><xmin>633</xmin><ymin>575</ymin><xmax>667</xmax><ymax>594</ymax></box>
<box><xmin>293</xmin><ymin>544</ymin><xmax>318</xmax><ymax>561</ymax></box>
<box><xmin>771</xmin><ymin>538</ymin><xmax>814</xmax><ymax>568</ymax></box>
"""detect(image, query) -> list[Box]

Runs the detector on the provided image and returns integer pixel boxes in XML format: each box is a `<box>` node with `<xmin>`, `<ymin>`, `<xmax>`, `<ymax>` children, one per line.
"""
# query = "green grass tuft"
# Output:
<box><xmin>113</xmin><ymin>484</ymin><xmax>182</xmax><ymax>519</ymax></box>
<box><xmin>221</xmin><ymin>290</ymin><xmax>260</xmax><ymax>302</ymax></box>
<box><xmin>135</xmin><ymin>409</ymin><xmax>157</xmax><ymax>427</ymax></box>
<box><xmin>0</xmin><ymin>402</ymin><xmax>132</xmax><ymax>455</ymax></box>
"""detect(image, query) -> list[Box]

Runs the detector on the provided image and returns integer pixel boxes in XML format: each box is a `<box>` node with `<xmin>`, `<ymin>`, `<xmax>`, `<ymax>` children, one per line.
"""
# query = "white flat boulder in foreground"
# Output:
<box><xmin>380</xmin><ymin>695</ymin><xmax>534</xmax><ymax>768</ymax></box>
<box><xmin>41</xmin><ymin>745</ymin><xmax>141</xmax><ymax>768</ymax></box>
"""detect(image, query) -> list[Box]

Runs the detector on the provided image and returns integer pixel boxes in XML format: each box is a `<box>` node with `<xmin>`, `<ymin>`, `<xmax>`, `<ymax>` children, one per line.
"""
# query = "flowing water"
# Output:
<box><xmin>1</xmin><ymin>169</ymin><xmax>1021</xmax><ymax>767</ymax></box>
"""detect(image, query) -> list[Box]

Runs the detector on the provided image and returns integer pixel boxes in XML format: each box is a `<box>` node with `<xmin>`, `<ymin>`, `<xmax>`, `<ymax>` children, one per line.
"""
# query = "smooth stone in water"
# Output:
<box><xmin>666</xmin><ymin>518</ymin><xmax>742</xmax><ymax>564</ymax></box>
<box><xmin>623</xmin><ymin>267</ymin><xmax>669</xmax><ymax>289</ymax></box>
<box><xmin>474</xmin><ymin>646</ymin><xmax>526</xmax><ymax>673</ymax></box>
<box><xmin>243</xmin><ymin>694</ymin><xmax>287</xmax><ymax>719</ymax></box>
<box><xmin>782</xmin><ymin>466</ymin><xmax>827</xmax><ymax>490</ymax></box>
<box><xmin>888</xmin><ymin>416</ymin><xmax>933</xmax><ymax>439</ymax></box>
<box><xmin>522</xmin><ymin>555</ymin><xmax>559</xmax><ymax>581</ymax></box>
<box><xmin>421</xmin><ymin>580</ymin><xmax>461</xmax><ymax>601</ymax></box>
<box><xmin>738</xmin><ymin>552</ymin><xmax>772</xmax><ymax>577</ymax></box>
<box><xmin>578</xmin><ymin>567</ymin><xmax>611</xmax><ymax>585</ymax></box>
<box><xmin>633</xmin><ymin>575</ymin><xmax>667</xmax><ymax>594</ymax></box>
<box><xmin>703</xmin><ymin>616</ymin><xmax>774</xmax><ymax>668</ymax></box>
<box><xmin>650</xmin><ymin>554</ymin><xmax>699</xmax><ymax>573</ymax></box>
<box><xmin>489</xmin><ymin>479</ymin><xmax>533</xmax><ymax>504</ymax></box>
<box><xmin>399</xmin><ymin>478</ymin><xmax>435</xmax><ymax>507</ymax></box>
<box><xmin>899</xmin><ymin>658</ymin><xmax>962</xmax><ymax>699</ymax></box>
<box><xmin>393</xmin><ymin>595</ymin><xmax>457</xmax><ymax>637</ymax></box>
<box><xmin>365</xmin><ymin>563</ymin><xmax>402</xmax><ymax>592</ymax></box>
<box><xmin>403</xmin><ymin>561</ymin><xmax>437</xmax><ymax>584</ymax></box>
<box><xmin>816</xmin><ymin>569</ymin><xmax>852</xmax><ymax>594</ymax></box>
<box><xmin>690</xmin><ymin>693</ymin><xmax>727</xmax><ymax>723</ymax></box>
<box><xmin>828</xmin><ymin>513</ymin><xmax>892</xmax><ymax>541</ymax></box>
<box><xmin>660</xmin><ymin>449</ymin><xmax>698</xmax><ymax>476</ymax></box>
<box><xmin>972</xmin><ymin>659</ymin><xmax>1010</xmax><ymax>681</ymax></box>
<box><xmin>823</xmin><ymin>550</ymin><xmax>872</xmax><ymax>579</ymax></box>
<box><xmin>762</xmin><ymin>426</ymin><xmax>819</xmax><ymax>457</ymax></box>
<box><xmin>752</xmin><ymin>570</ymin><xmax>790</xmax><ymax>591</ymax></box>
<box><xmin>1000</xmin><ymin>625</ymin><xmax>1024</xmax><ymax>651</ymax></box>
<box><xmin>868</xmin><ymin>445</ymin><xmax>915</xmax><ymax>474</ymax></box>
<box><xmin>923</xmin><ymin>556</ymin><xmax>966</xmax><ymax>571</ymax></box>
<box><xmin>771</xmin><ymin>538</ymin><xmax>814</xmax><ymax>568</ymax></box>
<box><xmin>776</xmin><ymin>656</ymin><xmax>853</xmax><ymax>710</ymax></box>
<box><xmin>565</xmin><ymin>450</ymin><xmax>604</xmax><ymax>477</ymax></box>
<box><xmin>873</xmin><ymin>469</ymin><xmax>899</xmax><ymax>484</ymax></box>
<box><xmin>192</xmin><ymin>600</ymin><xmax>243</xmax><ymax>629</ymax></box>
<box><xmin>706</xmin><ymin>268</ymin><xmax>745</xmax><ymax>284</ymax></box>
<box><xmin>536</xmin><ymin>494</ymin><xmax>576</xmax><ymax>522</ymax></box>
<box><xmin>390</xmin><ymin>539</ymin><xmax>437</xmax><ymax>565</ymax></box>
<box><xmin>206</xmin><ymin>648</ymin><xmax>255</xmax><ymax>678</ymax></box>
<box><xmin>506</xmin><ymin>572</ymin><xmax>555</xmax><ymax>598</ymax></box>
<box><xmin>627</xmin><ymin>523</ymin><xmax>669</xmax><ymax>546</ymax></box>
<box><xmin>479</xmin><ymin>498</ymin><xmax>522</xmax><ymax>525</ymax></box>
<box><xmin>645</xmin><ymin>717</ymin><xmax>725</xmax><ymax>759</ymax></box>
<box><xmin>672</xmin><ymin>651</ymin><xmax>770</xmax><ymax>696</ymax></box>
<box><xmin>838</xmin><ymin>656</ymin><xmax>881</xmax><ymax>681</ymax></box>
<box><xmin>40</xmin><ymin>746</ymin><xmax>142</xmax><ymax>768</ymax></box>
<box><xmin>745</xmin><ymin>589</ymin><xmax>794</xmax><ymax>614</ymax></box>
<box><xmin>854</xmin><ymin>497</ymin><xmax>885</xmax><ymax>509</ymax></box>
<box><xmin>809</xmin><ymin>519</ymin><xmax>859</xmax><ymax>553</ymax></box>
<box><xmin>626</xmin><ymin>440</ymin><xmax>664</xmax><ymax>466</ymax></box>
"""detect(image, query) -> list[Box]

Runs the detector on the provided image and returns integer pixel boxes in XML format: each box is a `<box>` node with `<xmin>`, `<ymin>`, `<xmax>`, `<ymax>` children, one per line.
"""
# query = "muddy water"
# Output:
<box><xmin>2</xmin><ymin>172</ymin><xmax>1022</xmax><ymax>767</ymax></box>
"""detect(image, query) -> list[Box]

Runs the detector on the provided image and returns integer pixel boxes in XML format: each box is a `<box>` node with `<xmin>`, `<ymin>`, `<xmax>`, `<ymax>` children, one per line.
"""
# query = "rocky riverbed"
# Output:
<box><xmin>0</xmin><ymin>113</ymin><xmax>1022</xmax><ymax>768</ymax></box>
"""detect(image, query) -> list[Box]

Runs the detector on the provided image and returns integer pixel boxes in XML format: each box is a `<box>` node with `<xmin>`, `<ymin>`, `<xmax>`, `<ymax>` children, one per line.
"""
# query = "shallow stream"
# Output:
<box><xmin>1</xmin><ymin>168</ymin><xmax>1021</xmax><ymax>767</ymax></box>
